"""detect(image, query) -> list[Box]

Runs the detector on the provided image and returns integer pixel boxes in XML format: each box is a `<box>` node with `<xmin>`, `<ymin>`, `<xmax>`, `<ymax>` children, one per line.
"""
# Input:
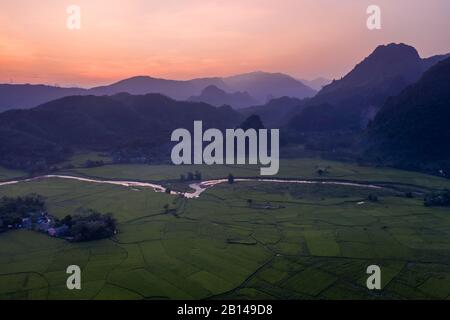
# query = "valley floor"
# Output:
<box><xmin>1</xmin><ymin>158</ymin><xmax>450</xmax><ymax>299</ymax></box>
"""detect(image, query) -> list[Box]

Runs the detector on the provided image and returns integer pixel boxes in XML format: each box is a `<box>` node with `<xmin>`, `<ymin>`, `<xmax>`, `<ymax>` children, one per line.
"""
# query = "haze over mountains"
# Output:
<box><xmin>90</xmin><ymin>76</ymin><xmax>226</xmax><ymax>101</ymax></box>
<box><xmin>188</xmin><ymin>85</ymin><xmax>258</xmax><ymax>109</ymax></box>
<box><xmin>0</xmin><ymin>84</ymin><xmax>85</xmax><ymax>112</ymax></box>
<box><xmin>224</xmin><ymin>43</ymin><xmax>450</xmax><ymax>134</ymax></box>
<box><xmin>0</xmin><ymin>42</ymin><xmax>449</xmax><ymax>174</ymax></box>
<box><xmin>299</xmin><ymin>77</ymin><xmax>331</xmax><ymax>91</ymax></box>
<box><xmin>222</xmin><ymin>71</ymin><xmax>316</xmax><ymax>102</ymax></box>
<box><xmin>0</xmin><ymin>71</ymin><xmax>316</xmax><ymax>111</ymax></box>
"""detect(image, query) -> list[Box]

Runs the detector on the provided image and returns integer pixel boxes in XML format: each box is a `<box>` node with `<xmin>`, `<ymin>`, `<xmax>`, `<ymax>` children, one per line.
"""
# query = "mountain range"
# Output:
<box><xmin>286</xmin><ymin>43</ymin><xmax>450</xmax><ymax>133</ymax></box>
<box><xmin>0</xmin><ymin>42</ymin><xmax>449</xmax><ymax>174</ymax></box>
<box><xmin>0</xmin><ymin>71</ymin><xmax>316</xmax><ymax>111</ymax></box>
<box><xmin>188</xmin><ymin>85</ymin><xmax>258</xmax><ymax>109</ymax></box>
<box><xmin>222</xmin><ymin>71</ymin><xmax>316</xmax><ymax>102</ymax></box>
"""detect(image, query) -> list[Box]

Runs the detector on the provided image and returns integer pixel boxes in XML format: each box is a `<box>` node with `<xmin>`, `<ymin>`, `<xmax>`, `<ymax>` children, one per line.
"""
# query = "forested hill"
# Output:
<box><xmin>286</xmin><ymin>43</ymin><xmax>449</xmax><ymax>133</ymax></box>
<box><xmin>365</xmin><ymin>57</ymin><xmax>450</xmax><ymax>173</ymax></box>
<box><xmin>0</xmin><ymin>93</ymin><xmax>242</xmax><ymax>171</ymax></box>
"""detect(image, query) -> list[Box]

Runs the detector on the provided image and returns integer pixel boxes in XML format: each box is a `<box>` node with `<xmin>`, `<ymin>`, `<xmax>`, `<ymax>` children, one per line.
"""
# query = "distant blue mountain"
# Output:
<box><xmin>0</xmin><ymin>72</ymin><xmax>316</xmax><ymax>111</ymax></box>
<box><xmin>188</xmin><ymin>85</ymin><xmax>258</xmax><ymax>109</ymax></box>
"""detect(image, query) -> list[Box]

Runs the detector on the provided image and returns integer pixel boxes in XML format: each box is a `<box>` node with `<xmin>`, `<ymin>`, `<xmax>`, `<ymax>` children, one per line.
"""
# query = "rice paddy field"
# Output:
<box><xmin>0</xmin><ymin>158</ymin><xmax>450</xmax><ymax>300</ymax></box>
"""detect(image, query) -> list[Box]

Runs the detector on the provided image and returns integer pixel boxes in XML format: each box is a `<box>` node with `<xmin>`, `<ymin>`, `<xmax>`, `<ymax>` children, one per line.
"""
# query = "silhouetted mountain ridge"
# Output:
<box><xmin>0</xmin><ymin>84</ymin><xmax>85</xmax><ymax>111</ymax></box>
<box><xmin>188</xmin><ymin>85</ymin><xmax>258</xmax><ymax>109</ymax></box>
<box><xmin>222</xmin><ymin>71</ymin><xmax>316</xmax><ymax>102</ymax></box>
<box><xmin>90</xmin><ymin>76</ymin><xmax>226</xmax><ymax>101</ymax></box>
<box><xmin>365</xmin><ymin>57</ymin><xmax>450</xmax><ymax>172</ymax></box>
<box><xmin>287</xmin><ymin>43</ymin><xmax>450</xmax><ymax>133</ymax></box>
<box><xmin>0</xmin><ymin>72</ymin><xmax>316</xmax><ymax>111</ymax></box>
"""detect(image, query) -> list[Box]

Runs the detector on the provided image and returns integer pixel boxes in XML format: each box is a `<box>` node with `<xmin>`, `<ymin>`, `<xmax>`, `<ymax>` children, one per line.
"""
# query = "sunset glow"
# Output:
<box><xmin>1</xmin><ymin>0</ymin><xmax>449</xmax><ymax>87</ymax></box>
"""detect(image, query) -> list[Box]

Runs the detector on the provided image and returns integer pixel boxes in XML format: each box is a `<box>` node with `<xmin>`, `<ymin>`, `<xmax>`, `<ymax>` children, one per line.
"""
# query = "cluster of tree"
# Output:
<box><xmin>0</xmin><ymin>194</ymin><xmax>46</xmax><ymax>231</ymax></box>
<box><xmin>180</xmin><ymin>171</ymin><xmax>202</xmax><ymax>181</ymax></box>
<box><xmin>0</xmin><ymin>194</ymin><xmax>117</xmax><ymax>242</ymax></box>
<box><xmin>424</xmin><ymin>190</ymin><xmax>450</xmax><ymax>207</ymax></box>
<box><xmin>56</xmin><ymin>210</ymin><xmax>117</xmax><ymax>242</ymax></box>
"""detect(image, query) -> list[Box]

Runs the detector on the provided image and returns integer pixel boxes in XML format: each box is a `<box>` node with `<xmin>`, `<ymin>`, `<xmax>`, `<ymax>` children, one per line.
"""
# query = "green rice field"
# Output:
<box><xmin>0</xmin><ymin>158</ymin><xmax>450</xmax><ymax>299</ymax></box>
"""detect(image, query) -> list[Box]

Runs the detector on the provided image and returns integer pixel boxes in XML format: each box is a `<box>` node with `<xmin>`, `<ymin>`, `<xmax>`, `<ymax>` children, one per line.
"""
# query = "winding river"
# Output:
<box><xmin>0</xmin><ymin>174</ymin><xmax>384</xmax><ymax>199</ymax></box>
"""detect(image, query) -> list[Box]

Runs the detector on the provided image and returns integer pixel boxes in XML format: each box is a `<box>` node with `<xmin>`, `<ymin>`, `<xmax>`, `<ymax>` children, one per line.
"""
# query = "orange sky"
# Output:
<box><xmin>1</xmin><ymin>0</ymin><xmax>449</xmax><ymax>87</ymax></box>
